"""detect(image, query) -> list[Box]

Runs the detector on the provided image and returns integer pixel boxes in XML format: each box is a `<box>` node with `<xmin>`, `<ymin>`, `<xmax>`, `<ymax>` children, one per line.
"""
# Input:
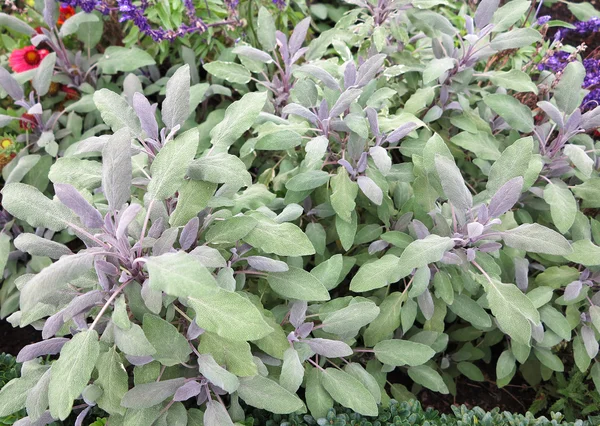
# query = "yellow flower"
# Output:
<box><xmin>1</xmin><ymin>138</ymin><xmax>13</xmax><ymax>149</ymax></box>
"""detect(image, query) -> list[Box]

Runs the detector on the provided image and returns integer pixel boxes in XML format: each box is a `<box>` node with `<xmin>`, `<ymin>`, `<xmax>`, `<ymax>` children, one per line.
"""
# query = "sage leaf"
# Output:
<box><xmin>48</xmin><ymin>330</ymin><xmax>100</xmax><ymax>420</ymax></box>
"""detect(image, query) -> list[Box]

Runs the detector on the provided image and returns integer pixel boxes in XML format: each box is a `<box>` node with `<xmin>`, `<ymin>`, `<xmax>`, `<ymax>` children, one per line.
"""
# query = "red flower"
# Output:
<box><xmin>9</xmin><ymin>46</ymin><xmax>49</xmax><ymax>73</ymax></box>
<box><xmin>61</xmin><ymin>85</ymin><xmax>79</xmax><ymax>100</ymax></box>
<box><xmin>34</xmin><ymin>27</ymin><xmax>45</xmax><ymax>34</ymax></box>
<box><xmin>19</xmin><ymin>114</ymin><xmax>37</xmax><ymax>130</ymax></box>
<box><xmin>58</xmin><ymin>6</ymin><xmax>75</xmax><ymax>26</ymax></box>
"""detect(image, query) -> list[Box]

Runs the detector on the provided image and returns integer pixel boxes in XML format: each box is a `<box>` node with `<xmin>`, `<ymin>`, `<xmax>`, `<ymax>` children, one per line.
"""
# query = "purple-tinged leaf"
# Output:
<box><xmin>580</xmin><ymin>105</ymin><xmax>600</xmax><ymax>130</ymax></box>
<box><xmin>282</xmin><ymin>103</ymin><xmax>318</xmax><ymax>124</ymax></box>
<box><xmin>329</xmin><ymin>89</ymin><xmax>362</xmax><ymax>118</ymax></box>
<box><xmin>289</xmin><ymin>17</ymin><xmax>311</xmax><ymax>56</ymax></box>
<box><xmin>187</xmin><ymin>321</ymin><xmax>204</xmax><ymax>340</ymax></box>
<box><xmin>564</xmin><ymin>280</ymin><xmax>583</xmax><ymax>301</ymax></box>
<box><xmin>132</xmin><ymin>93</ymin><xmax>159</xmax><ymax>141</ymax></box>
<box><xmin>28</xmin><ymin>103</ymin><xmax>43</xmax><ymax>115</ymax></box>
<box><xmin>290</xmin><ymin>47</ymin><xmax>308</xmax><ymax>65</ymax></box>
<box><xmin>479</xmin><ymin>242</ymin><xmax>502</xmax><ymax>253</ymax></box>
<box><xmin>43</xmin><ymin>0</ymin><xmax>57</xmax><ymax>29</ymax></box>
<box><xmin>13</xmin><ymin>411</ymin><xmax>55</xmax><ymax>426</ymax></box>
<box><xmin>304</xmin><ymin>338</ymin><xmax>353</xmax><ymax>358</ymax></box>
<box><xmin>412</xmin><ymin>219</ymin><xmax>430</xmax><ymax>239</ymax></box>
<box><xmin>357</xmin><ymin>176</ymin><xmax>383</xmax><ymax>205</ymax></box>
<box><xmin>385</xmin><ymin>122</ymin><xmax>417</xmax><ymax>144</ymax></box>
<box><xmin>275</xmin><ymin>31</ymin><xmax>289</xmax><ymax>64</ymax></box>
<box><xmin>62</xmin><ymin>290</ymin><xmax>105</xmax><ymax>321</ymax></box>
<box><xmin>116</xmin><ymin>203</ymin><xmax>142</xmax><ymax>239</ymax></box>
<box><xmin>344</xmin><ymin>61</ymin><xmax>357</xmax><ymax>89</ymax></box>
<box><xmin>152</xmin><ymin>227</ymin><xmax>179</xmax><ymax>256</ymax></box>
<box><xmin>537</xmin><ymin>101</ymin><xmax>564</xmax><ymax>128</ymax></box>
<box><xmin>531</xmin><ymin>322</ymin><xmax>544</xmax><ymax>342</ymax></box>
<box><xmin>487</xmin><ymin>177</ymin><xmax>523</xmax><ymax>218</ymax></box>
<box><xmin>289</xmin><ymin>300</ymin><xmax>307</xmax><ymax>328</ymax></box>
<box><xmin>95</xmin><ymin>259</ymin><xmax>119</xmax><ymax>276</ymax></box>
<box><xmin>474</xmin><ymin>0</ymin><xmax>499</xmax><ymax>29</ymax></box>
<box><xmin>581</xmin><ymin>325</ymin><xmax>599</xmax><ymax>358</ymax></box>
<box><xmin>54</xmin><ymin>183</ymin><xmax>104</xmax><ymax>229</ymax></box>
<box><xmin>356</xmin><ymin>54</ymin><xmax>386</xmax><ymax>87</ymax></box>
<box><xmin>514</xmin><ymin>258</ymin><xmax>529</xmax><ymax>291</ymax></box>
<box><xmin>467</xmin><ymin>222</ymin><xmax>484</xmax><ymax>239</ymax></box>
<box><xmin>465</xmin><ymin>248</ymin><xmax>475</xmax><ymax>262</ymax></box>
<box><xmin>466</xmin><ymin>16</ymin><xmax>474</xmax><ymax>34</ymax></box>
<box><xmin>121</xmin><ymin>378</ymin><xmax>186</xmax><ymax>409</ymax></box>
<box><xmin>125</xmin><ymin>355</ymin><xmax>154</xmax><ymax>366</ymax></box>
<box><xmin>317</xmin><ymin>99</ymin><xmax>329</xmax><ymax>121</ymax></box>
<box><xmin>565</xmin><ymin>108</ymin><xmax>582</xmax><ymax>133</ymax></box>
<box><xmin>478</xmin><ymin>204</ymin><xmax>489</xmax><ymax>224</ymax></box>
<box><xmin>246</xmin><ymin>255</ymin><xmax>289</xmax><ymax>273</ymax></box>
<box><xmin>95</xmin><ymin>263</ymin><xmax>110</xmax><ymax>291</ymax></box>
<box><xmin>296</xmin><ymin>322</ymin><xmax>313</xmax><ymax>339</ymax></box>
<box><xmin>297</xmin><ymin>65</ymin><xmax>340</xmax><ymax>91</ymax></box>
<box><xmin>17</xmin><ymin>337</ymin><xmax>69</xmax><ymax>362</ymax></box>
<box><xmin>356</xmin><ymin>152</ymin><xmax>368</xmax><ymax>173</ymax></box>
<box><xmin>337</xmin><ymin>159</ymin><xmax>354</xmax><ymax>175</ymax></box>
<box><xmin>74</xmin><ymin>406</ymin><xmax>91</xmax><ymax>426</ymax></box>
<box><xmin>42</xmin><ymin>311</ymin><xmax>65</xmax><ymax>339</ymax></box>
<box><xmin>180</xmin><ymin>217</ymin><xmax>199</xmax><ymax>250</ymax></box>
<box><xmin>394</xmin><ymin>212</ymin><xmax>413</xmax><ymax>231</ymax></box>
<box><xmin>148</xmin><ymin>217</ymin><xmax>165</xmax><ymax>239</ymax></box>
<box><xmin>174</xmin><ymin>381</ymin><xmax>202</xmax><ymax>402</ymax></box>
<box><xmin>365</xmin><ymin>107</ymin><xmax>379</xmax><ymax>137</ymax></box>
<box><xmin>440</xmin><ymin>252</ymin><xmax>462</xmax><ymax>264</ymax></box>
<box><xmin>0</xmin><ymin>66</ymin><xmax>24</xmax><ymax>100</ymax></box>
<box><xmin>368</xmin><ymin>240</ymin><xmax>389</xmax><ymax>254</ymax></box>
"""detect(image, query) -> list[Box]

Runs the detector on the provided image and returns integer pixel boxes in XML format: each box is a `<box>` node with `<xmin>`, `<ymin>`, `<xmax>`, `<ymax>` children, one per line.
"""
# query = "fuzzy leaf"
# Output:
<box><xmin>238</xmin><ymin>375</ymin><xmax>304</xmax><ymax>414</ymax></box>
<box><xmin>48</xmin><ymin>330</ymin><xmax>100</xmax><ymax>420</ymax></box>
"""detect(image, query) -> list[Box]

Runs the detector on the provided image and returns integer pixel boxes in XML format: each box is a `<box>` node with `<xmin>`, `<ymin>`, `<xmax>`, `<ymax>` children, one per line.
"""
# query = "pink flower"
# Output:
<box><xmin>9</xmin><ymin>46</ymin><xmax>50</xmax><ymax>73</ymax></box>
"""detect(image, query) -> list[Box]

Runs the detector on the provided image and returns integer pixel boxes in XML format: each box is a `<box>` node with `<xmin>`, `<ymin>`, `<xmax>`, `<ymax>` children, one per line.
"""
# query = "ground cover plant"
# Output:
<box><xmin>0</xmin><ymin>0</ymin><xmax>599</xmax><ymax>425</ymax></box>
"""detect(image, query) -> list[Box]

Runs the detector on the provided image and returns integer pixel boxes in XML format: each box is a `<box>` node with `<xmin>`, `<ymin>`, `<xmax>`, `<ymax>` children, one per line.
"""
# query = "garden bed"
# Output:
<box><xmin>0</xmin><ymin>0</ymin><xmax>600</xmax><ymax>425</ymax></box>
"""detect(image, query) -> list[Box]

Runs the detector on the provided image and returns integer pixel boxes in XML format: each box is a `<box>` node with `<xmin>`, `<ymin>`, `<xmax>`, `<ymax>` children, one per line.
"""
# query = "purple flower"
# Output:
<box><xmin>538</xmin><ymin>50</ymin><xmax>571</xmax><ymax>73</ymax></box>
<box><xmin>273</xmin><ymin>0</ymin><xmax>286</xmax><ymax>10</ymax></box>
<box><xmin>537</xmin><ymin>15</ymin><xmax>551</xmax><ymax>26</ymax></box>
<box><xmin>224</xmin><ymin>0</ymin><xmax>239</xmax><ymax>9</ymax></box>
<box><xmin>583</xmin><ymin>88</ymin><xmax>600</xmax><ymax>112</ymax></box>
<box><xmin>555</xmin><ymin>17</ymin><xmax>600</xmax><ymax>40</ymax></box>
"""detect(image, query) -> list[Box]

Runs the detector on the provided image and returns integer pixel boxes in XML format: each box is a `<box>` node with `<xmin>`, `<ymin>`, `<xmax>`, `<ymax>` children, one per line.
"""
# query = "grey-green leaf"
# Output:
<box><xmin>483</xmin><ymin>94</ymin><xmax>534</xmax><ymax>133</ymax></box>
<box><xmin>148</xmin><ymin>128</ymin><xmax>199</xmax><ymax>200</ymax></box>
<box><xmin>162</xmin><ymin>65</ymin><xmax>191</xmax><ymax>130</ymax></box>
<box><xmin>321</xmin><ymin>368</ymin><xmax>378</xmax><ymax>416</ymax></box>
<box><xmin>209</xmin><ymin>92</ymin><xmax>267</xmax><ymax>149</ymax></box>
<box><xmin>188</xmin><ymin>290</ymin><xmax>274</xmax><ymax>341</ymax></box>
<box><xmin>502</xmin><ymin>224</ymin><xmax>573</xmax><ymax>255</ymax></box>
<box><xmin>237</xmin><ymin>375</ymin><xmax>304</xmax><ymax>414</ymax></box>
<box><xmin>266</xmin><ymin>267</ymin><xmax>330</xmax><ymax>301</ymax></box>
<box><xmin>143</xmin><ymin>314</ymin><xmax>192</xmax><ymax>366</ymax></box>
<box><xmin>374</xmin><ymin>339</ymin><xmax>435</xmax><ymax>367</ymax></box>
<box><xmin>48</xmin><ymin>330</ymin><xmax>100</xmax><ymax>420</ymax></box>
<box><xmin>1</xmin><ymin>183</ymin><xmax>75</xmax><ymax>232</ymax></box>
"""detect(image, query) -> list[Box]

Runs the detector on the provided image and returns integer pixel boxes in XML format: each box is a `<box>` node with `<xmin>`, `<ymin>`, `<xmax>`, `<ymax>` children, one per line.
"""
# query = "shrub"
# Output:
<box><xmin>0</xmin><ymin>0</ymin><xmax>599</xmax><ymax>425</ymax></box>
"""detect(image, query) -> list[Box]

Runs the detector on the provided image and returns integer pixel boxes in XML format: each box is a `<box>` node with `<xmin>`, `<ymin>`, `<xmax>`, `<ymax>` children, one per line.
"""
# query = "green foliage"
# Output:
<box><xmin>1</xmin><ymin>0</ymin><xmax>600</xmax><ymax>425</ymax></box>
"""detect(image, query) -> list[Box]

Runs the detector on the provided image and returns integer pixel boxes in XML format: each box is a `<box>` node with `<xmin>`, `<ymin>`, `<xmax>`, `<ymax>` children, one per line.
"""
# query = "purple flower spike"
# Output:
<box><xmin>537</xmin><ymin>15</ymin><xmax>551</xmax><ymax>26</ymax></box>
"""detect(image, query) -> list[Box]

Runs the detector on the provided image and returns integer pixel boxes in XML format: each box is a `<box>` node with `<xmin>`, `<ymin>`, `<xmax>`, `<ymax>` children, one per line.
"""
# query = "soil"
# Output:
<box><xmin>0</xmin><ymin>318</ymin><xmax>41</xmax><ymax>356</ymax></box>
<box><xmin>418</xmin><ymin>377</ymin><xmax>537</xmax><ymax>415</ymax></box>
